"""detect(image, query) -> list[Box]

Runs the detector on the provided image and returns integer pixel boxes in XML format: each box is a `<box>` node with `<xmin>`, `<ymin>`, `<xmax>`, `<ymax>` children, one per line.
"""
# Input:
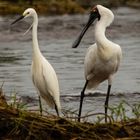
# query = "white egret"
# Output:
<box><xmin>72</xmin><ymin>5</ymin><xmax>122</xmax><ymax>122</ymax></box>
<box><xmin>11</xmin><ymin>8</ymin><xmax>61</xmax><ymax>116</ymax></box>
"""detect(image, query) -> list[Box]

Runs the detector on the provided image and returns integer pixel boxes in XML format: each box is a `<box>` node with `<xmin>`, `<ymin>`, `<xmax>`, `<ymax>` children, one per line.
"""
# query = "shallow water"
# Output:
<box><xmin>0</xmin><ymin>7</ymin><xmax>140</xmax><ymax>119</ymax></box>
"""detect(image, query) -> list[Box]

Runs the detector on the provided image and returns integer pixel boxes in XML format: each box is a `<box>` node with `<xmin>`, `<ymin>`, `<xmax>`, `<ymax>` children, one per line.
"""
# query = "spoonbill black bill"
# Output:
<box><xmin>72</xmin><ymin>5</ymin><xmax>122</xmax><ymax>122</ymax></box>
<box><xmin>11</xmin><ymin>8</ymin><xmax>61</xmax><ymax>116</ymax></box>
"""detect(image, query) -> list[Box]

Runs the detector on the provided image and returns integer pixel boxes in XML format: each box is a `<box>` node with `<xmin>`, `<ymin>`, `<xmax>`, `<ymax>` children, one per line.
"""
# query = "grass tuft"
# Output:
<box><xmin>0</xmin><ymin>86</ymin><xmax>140</xmax><ymax>139</ymax></box>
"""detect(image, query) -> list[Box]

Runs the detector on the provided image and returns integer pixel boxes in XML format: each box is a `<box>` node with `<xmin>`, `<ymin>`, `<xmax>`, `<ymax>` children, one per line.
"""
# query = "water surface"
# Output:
<box><xmin>0</xmin><ymin>7</ymin><xmax>140</xmax><ymax>119</ymax></box>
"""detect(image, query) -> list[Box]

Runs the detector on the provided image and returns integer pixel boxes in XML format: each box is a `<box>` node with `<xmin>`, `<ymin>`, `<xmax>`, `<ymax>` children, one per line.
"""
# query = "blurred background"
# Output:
<box><xmin>0</xmin><ymin>0</ymin><xmax>140</xmax><ymax>119</ymax></box>
<box><xmin>0</xmin><ymin>0</ymin><xmax>140</xmax><ymax>15</ymax></box>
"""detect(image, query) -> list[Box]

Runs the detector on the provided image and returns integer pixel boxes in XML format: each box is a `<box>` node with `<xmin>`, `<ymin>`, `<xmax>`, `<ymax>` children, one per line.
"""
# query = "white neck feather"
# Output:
<box><xmin>32</xmin><ymin>13</ymin><xmax>41</xmax><ymax>57</ymax></box>
<box><xmin>95</xmin><ymin>19</ymin><xmax>108</xmax><ymax>46</ymax></box>
<box><xmin>94</xmin><ymin>11</ymin><xmax>115</xmax><ymax>61</ymax></box>
<box><xmin>95</xmin><ymin>5</ymin><xmax>114</xmax><ymax>47</ymax></box>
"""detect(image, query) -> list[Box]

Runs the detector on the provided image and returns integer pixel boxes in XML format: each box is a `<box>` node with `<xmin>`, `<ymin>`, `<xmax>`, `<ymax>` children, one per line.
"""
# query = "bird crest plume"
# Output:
<box><xmin>23</xmin><ymin>23</ymin><xmax>33</xmax><ymax>36</ymax></box>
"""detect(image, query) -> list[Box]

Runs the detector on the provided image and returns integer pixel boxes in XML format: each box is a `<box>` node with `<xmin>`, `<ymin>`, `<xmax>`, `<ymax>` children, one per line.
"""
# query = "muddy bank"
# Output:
<box><xmin>0</xmin><ymin>90</ymin><xmax>140</xmax><ymax>140</ymax></box>
<box><xmin>1</xmin><ymin>107</ymin><xmax>140</xmax><ymax>140</ymax></box>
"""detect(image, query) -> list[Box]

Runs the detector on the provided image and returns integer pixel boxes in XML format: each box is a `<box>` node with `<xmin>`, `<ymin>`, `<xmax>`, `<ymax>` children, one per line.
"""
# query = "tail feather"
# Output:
<box><xmin>41</xmin><ymin>93</ymin><xmax>61</xmax><ymax>116</ymax></box>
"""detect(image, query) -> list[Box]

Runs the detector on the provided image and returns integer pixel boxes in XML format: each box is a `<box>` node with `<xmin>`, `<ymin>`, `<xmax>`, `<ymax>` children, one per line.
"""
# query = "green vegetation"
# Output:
<box><xmin>108</xmin><ymin>100</ymin><xmax>140</xmax><ymax>122</ymax></box>
<box><xmin>0</xmin><ymin>0</ymin><xmax>140</xmax><ymax>15</ymax></box>
<box><xmin>0</xmin><ymin>0</ymin><xmax>85</xmax><ymax>15</ymax></box>
<box><xmin>0</xmin><ymin>101</ymin><xmax>140</xmax><ymax>139</ymax></box>
<box><xmin>0</xmin><ymin>85</ymin><xmax>140</xmax><ymax>139</ymax></box>
<box><xmin>10</xmin><ymin>92</ymin><xmax>27</xmax><ymax>110</ymax></box>
<box><xmin>63</xmin><ymin>100</ymin><xmax>140</xmax><ymax>123</ymax></box>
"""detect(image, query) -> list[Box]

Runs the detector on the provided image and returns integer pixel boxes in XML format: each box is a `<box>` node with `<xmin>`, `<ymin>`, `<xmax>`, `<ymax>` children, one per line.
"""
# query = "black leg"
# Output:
<box><xmin>78</xmin><ymin>80</ymin><xmax>88</xmax><ymax>122</ymax></box>
<box><xmin>105</xmin><ymin>84</ymin><xmax>111</xmax><ymax>123</ymax></box>
<box><xmin>39</xmin><ymin>95</ymin><xmax>43</xmax><ymax>116</ymax></box>
<box><xmin>55</xmin><ymin>104</ymin><xmax>59</xmax><ymax>117</ymax></box>
<box><xmin>49</xmin><ymin>95</ymin><xmax>60</xmax><ymax>117</ymax></box>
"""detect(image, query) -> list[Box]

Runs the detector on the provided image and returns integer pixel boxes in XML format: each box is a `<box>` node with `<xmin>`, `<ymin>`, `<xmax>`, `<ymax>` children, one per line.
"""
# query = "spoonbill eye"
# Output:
<box><xmin>91</xmin><ymin>6</ymin><xmax>97</xmax><ymax>13</ymax></box>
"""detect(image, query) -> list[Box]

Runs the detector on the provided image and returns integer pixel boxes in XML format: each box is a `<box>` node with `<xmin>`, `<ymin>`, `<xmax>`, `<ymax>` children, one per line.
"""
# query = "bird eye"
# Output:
<box><xmin>91</xmin><ymin>6</ymin><xmax>97</xmax><ymax>13</ymax></box>
<box><xmin>27</xmin><ymin>12</ymin><xmax>30</xmax><ymax>15</ymax></box>
<box><xmin>93</xmin><ymin>8</ymin><xmax>97</xmax><ymax>13</ymax></box>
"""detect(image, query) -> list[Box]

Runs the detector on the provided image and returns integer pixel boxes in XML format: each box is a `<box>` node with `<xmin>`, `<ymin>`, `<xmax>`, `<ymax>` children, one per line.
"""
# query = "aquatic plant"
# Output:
<box><xmin>9</xmin><ymin>91</ymin><xmax>27</xmax><ymax>110</ymax></box>
<box><xmin>108</xmin><ymin>100</ymin><xmax>140</xmax><ymax>122</ymax></box>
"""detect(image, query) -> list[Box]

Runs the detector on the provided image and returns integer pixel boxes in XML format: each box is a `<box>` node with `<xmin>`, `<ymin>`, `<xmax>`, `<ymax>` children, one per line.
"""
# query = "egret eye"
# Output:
<box><xmin>27</xmin><ymin>12</ymin><xmax>30</xmax><ymax>15</ymax></box>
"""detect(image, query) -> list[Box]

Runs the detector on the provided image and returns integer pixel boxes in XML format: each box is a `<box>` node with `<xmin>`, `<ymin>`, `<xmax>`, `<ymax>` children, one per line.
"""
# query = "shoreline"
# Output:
<box><xmin>0</xmin><ymin>88</ymin><xmax>140</xmax><ymax>140</ymax></box>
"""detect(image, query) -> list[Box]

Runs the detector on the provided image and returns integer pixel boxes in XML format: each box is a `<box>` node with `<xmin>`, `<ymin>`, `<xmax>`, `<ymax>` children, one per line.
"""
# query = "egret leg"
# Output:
<box><xmin>38</xmin><ymin>95</ymin><xmax>42</xmax><ymax>116</ymax></box>
<box><xmin>105</xmin><ymin>84</ymin><xmax>111</xmax><ymax>123</ymax></box>
<box><xmin>78</xmin><ymin>80</ymin><xmax>88</xmax><ymax>122</ymax></box>
<box><xmin>50</xmin><ymin>95</ymin><xmax>60</xmax><ymax>117</ymax></box>
<box><xmin>55</xmin><ymin>104</ymin><xmax>59</xmax><ymax>117</ymax></box>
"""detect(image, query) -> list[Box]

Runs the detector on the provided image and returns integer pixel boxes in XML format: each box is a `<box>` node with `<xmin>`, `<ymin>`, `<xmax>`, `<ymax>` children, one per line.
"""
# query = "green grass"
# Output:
<box><xmin>0</xmin><ymin>85</ymin><xmax>140</xmax><ymax>139</ymax></box>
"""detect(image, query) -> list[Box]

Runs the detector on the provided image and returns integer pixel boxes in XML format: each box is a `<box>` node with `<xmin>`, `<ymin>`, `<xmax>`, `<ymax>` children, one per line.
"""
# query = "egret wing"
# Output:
<box><xmin>42</xmin><ymin>58</ymin><xmax>61</xmax><ymax>110</ymax></box>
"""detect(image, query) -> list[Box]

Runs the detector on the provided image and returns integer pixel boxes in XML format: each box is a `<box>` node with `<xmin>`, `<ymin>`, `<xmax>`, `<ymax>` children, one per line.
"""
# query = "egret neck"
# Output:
<box><xmin>32</xmin><ymin>13</ymin><xmax>42</xmax><ymax>59</ymax></box>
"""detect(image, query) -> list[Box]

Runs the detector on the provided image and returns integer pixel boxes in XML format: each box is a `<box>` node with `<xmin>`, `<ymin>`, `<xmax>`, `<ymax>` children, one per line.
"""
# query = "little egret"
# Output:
<box><xmin>11</xmin><ymin>8</ymin><xmax>61</xmax><ymax>116</ymax></box>
<box><xmin>72</xmin><ymin>5</ymin><xmax>122</xmax><ymax>122</ymax></box>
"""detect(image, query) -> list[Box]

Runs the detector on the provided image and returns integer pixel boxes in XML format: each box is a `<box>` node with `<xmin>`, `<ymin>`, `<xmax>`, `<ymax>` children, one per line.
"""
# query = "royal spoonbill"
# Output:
<box><xmin>72</xmin><ymin>5</ymin><xmax>122</xmax><ymax>122</ymax></box>
<box><xmin>11</xmin><ymin>8</ymin><xmax>61</xmax><ymax>116</ymax></box>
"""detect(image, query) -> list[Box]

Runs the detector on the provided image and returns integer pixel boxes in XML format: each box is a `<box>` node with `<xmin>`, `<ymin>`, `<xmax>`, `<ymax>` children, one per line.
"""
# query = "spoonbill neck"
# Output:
<box><xmin>94</xmin><ymin>20</ymin><xmax>108</xmax><ymax>45</ymax></box>
<box><xmin>32</xmin><ymin>14</ymin><xmax>41</xmax><ymax>57</ymax></box>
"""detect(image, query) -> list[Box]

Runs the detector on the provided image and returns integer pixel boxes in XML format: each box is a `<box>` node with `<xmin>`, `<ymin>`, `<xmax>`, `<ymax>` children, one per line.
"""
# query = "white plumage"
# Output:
<box><xmin>85</xmin><ymin>41</ymin><xmax>121</xmax><ymax>90</ymax></box>
<box><xmin>11</xmin><ymin>8</ymin><xmax>61</xmax><ymax>116</ymax></box>
<box><xmin>72</xmin><ymin>5</ymin><xmax>122</xmax><ymax>122</ymax></box>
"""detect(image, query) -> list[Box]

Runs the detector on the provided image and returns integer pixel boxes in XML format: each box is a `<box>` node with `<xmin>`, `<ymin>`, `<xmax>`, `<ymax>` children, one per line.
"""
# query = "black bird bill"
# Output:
<box><xmin>72</xmin><ymin>11</ymin><xmax>100</xmax><ymax>48</ymax></box>
<box><xmin>11</xmin><ymin>15</ymin><xmax>24</xmax><ymax>25</ymax></box>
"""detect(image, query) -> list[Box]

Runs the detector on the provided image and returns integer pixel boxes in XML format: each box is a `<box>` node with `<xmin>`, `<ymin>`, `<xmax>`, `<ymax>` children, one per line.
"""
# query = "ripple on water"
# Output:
<box><xmin>0</xmin><ymin>7</ymin><xmax>139</xmax><ymax>119</ymax></box>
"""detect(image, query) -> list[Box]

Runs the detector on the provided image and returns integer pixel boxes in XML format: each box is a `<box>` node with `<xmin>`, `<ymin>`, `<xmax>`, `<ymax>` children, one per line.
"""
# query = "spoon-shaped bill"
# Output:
<box><xmin>72</xmin><ymin>11</ymin><xmax>100</xmax><ymax>48</ymax></box>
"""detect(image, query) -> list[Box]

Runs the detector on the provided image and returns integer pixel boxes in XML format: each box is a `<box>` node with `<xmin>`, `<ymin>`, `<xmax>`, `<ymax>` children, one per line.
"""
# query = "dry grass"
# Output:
<box><xmin>0</xmin><ymin>87</ymin><xmax>140</xmax><ymax>140</ymax></box>
<box><xmin>0</xmin><ymin>105</ymin><xmax>140</xmax><ymax>140</ymax></box>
